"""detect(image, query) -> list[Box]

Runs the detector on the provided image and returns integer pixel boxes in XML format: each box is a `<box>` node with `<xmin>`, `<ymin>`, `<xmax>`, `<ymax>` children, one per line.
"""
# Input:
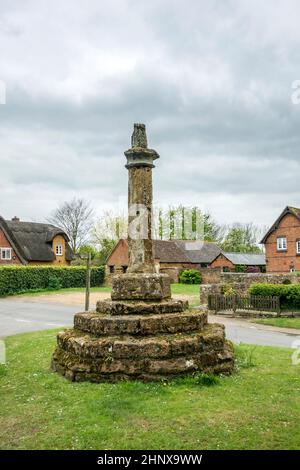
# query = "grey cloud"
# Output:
<box><xmin>0</xmin><ymin>0</ymin><xmax>300</xmax><ymax>227</ymax></box>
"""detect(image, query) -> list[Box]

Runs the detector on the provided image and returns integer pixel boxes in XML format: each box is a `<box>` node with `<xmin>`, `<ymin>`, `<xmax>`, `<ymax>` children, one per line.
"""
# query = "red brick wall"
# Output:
<box><xmin>265</xmin><ymin>213</ymin><xmax>300</xmax><ymax>273</ymax></box>
<box><xmin>210</xmin><ymin>254</ymin><xmax>235</xmax><ymax>271</ymax></box>
<box><xmin>0</xmin><ymin>229</ymin><xmax>22</xmax><ymax>265</ymax></box>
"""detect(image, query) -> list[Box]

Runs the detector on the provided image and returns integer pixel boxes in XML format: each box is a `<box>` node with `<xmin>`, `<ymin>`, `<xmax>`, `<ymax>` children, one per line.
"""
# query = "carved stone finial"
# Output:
<box><xmin>131</xmin><ymin>123</ymin><xmax>148</xmax><ymax>149</ymax></box>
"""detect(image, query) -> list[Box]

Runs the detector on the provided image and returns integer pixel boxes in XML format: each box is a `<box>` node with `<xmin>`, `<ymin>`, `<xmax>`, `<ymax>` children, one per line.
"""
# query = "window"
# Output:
<box><xmin>277</xmin><ymin>237</ymin><xmax>287</xmax><ymax>251</ymax></box>
<box><xmin>109</xmin><ymin>265</ymin><xmax>115</xmax><ymax>274</ymax></box>
<box><xmin>55</xmin><ymin>245</ymin><xmax>63</xmax><ymax>256</ymax></box>
<box><xmin>297</xmin><ymin>241</ymin><xmax>300</xmax><ymax>255</ymax></box>
<box><xmin>122</xmin><ymin>266</ymin><xmax>127</xmax><ymax>273</ymax></box>
<box><xmin>1</xmin><ymin>248</ymin><xmax>12</xmax><ymax>260</ymax></box>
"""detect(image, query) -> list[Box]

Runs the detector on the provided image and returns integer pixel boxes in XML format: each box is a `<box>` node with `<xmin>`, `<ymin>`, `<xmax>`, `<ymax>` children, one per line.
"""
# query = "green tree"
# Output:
<box><xmin>91</xmin><ymin>211</ymin><xmax>126</xmax><ymax>264</ymax></box>
<box><xmin>221</xmin><ymin>223</ymin><xmax>262</xmax><ymax>253</ymax></box>
<box><xmin>78</xmin><ymin>245</ymin><xmax>98</xmax><ymax>260</ymax></box>
<box><xmin>153</xmin><ymin>206</ymin><xmax>221</xmax><ymax>242</ymax></box>
<box><xmin>203</xmin><ymin>212</ymin><xmax>222</xmax><ymax>242</ymax></box>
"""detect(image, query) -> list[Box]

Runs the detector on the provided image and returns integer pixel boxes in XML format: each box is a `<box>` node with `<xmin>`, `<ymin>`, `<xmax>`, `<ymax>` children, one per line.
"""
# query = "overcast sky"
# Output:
<box><xmin>0</xmin><ymin>0</ymin><xmax>300</xmax><ymax>230</ymax></box>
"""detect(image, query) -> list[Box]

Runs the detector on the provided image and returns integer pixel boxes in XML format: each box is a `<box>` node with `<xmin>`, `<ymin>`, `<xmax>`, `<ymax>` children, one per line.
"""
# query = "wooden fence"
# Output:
<box><xmin>208</xmin><ymin>294</ymin><xmax>281</xmax><ymax>314</ymax></box>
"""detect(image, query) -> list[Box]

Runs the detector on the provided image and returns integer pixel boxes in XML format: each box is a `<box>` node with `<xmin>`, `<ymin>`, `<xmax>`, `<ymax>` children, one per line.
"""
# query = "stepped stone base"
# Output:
<box><xmin>111</xmin><ymin>273</ymin><xmax>171</xmax><ymax>301</ymax></box>
<box><xmin>51</xmin><ymin>295</ymin><xmax>235</xmax><ymax>382</ymax></box>
<box><xmin>96</xmin><ymin>299</ymin><xmax>188</xmax><ymax>315</ymax></box>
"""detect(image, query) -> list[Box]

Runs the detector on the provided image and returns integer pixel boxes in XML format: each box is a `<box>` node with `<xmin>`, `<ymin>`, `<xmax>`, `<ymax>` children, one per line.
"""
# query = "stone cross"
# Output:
<box><xmin>131</xmin><ymin>123</ymin><xmax>148</xmax><ymax>148</ymax></box>
<box><xmin>124</xmin><ymin>123</ymin><xmax>159</xmax><ymax>273</ymax></box>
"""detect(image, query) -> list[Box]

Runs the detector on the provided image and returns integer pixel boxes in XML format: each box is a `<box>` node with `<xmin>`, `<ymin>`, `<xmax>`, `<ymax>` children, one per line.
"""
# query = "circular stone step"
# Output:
<box><xmin>51</xmin><ymin>335</ymin><xmax>234</xmax><ymax>383</ymax></box>
<box><xmin>57</xmin><ymin>323</ymin><xmax>226</xmax><ymax>359</ymax></box>
<box><xmin>73</xmin><ymin>311</ymin><xmax>208</xmax><ymax>336</ymax></box>
<box><xmin>96</xmin><ymin>299</ymin><xmax>188</xmax><ymax>315</ymax></box>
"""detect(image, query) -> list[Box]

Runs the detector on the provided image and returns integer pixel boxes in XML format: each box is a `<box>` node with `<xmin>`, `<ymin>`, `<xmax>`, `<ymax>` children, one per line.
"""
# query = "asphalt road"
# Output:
<box><xmin>1</xmin><ymin>298</ymin><xmax>300</xmax><ymax>348</ymax></box>
<box><xmin>0</xmin><ymin>299</ymin><xmax>77</xmax><ymax>337</ymax></box>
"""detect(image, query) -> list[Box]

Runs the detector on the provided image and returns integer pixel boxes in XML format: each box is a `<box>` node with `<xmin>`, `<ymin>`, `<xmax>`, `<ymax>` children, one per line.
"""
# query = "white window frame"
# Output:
<box><xmin>1</xmin><ymin>247</ymin><xmax>12</xmax><ymax>260</ymax></box>
<box><xmin>277</xmin><ymin>237</ymin><xmax>287</xmax><ymax>251</ymax></box>
<box><xmin>297</xmin><ymin>241</ymin><xmax>300</xmax><ymax>255</ymax></box>
<box><xmin>55</xmin><ymin>244</ymin><xmax>63</xmax><ymax>256</ymax></box>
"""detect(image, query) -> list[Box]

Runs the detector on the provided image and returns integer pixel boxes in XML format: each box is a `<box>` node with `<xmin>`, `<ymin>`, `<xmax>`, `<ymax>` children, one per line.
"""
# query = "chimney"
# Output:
<box><xmin>11</xmin><ymin>216</ymin><xmax>20</xmax><ymax>222</ymax></box>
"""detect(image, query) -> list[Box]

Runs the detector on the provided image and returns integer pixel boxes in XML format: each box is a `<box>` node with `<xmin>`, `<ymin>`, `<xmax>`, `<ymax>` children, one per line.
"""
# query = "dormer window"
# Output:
<box><xmin>297</xmin><ymin>241</ymin><xmax>300</xmax><ymax>255</ymax></box>
<box><xmin>277</xmin><ymin>237</ymin><xmax>287</xmax><ymax>251</ymax></box>
<box><xmin>55</xmin><ymin>244</ymin><xmax>63</xmax><ymax>256</ymax></box>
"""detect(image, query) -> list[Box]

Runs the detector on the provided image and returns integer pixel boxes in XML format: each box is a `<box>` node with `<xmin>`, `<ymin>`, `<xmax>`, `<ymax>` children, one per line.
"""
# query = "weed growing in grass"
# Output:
<box><xmin>0</xmin><ymin>364</ymin><xmax>8</xmax><ymax>377</ymax></box>
<box><xmin>193</xmin><ymin>372</ymin><xmax>220</xmax><ymax>386</ymax></box>
<box><xmin>235</xmin><ymin>344</ymin><xmax>257</xmax><ymax>369</ymax></box>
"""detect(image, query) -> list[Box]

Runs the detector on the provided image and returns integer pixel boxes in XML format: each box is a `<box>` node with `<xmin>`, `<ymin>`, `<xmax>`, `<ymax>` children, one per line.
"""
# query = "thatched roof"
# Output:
<box><xmin>0</xmin><ymin>217</ymin><xmax>73</xmax><ymax>263</ymax></box>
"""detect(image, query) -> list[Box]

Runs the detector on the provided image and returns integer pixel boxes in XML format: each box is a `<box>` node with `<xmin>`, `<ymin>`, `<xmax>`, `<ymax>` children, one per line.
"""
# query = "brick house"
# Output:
<box><xmin>106</xmin><ymin>239</ymin><xmax>221</xmax><ymax>282</ymax></box>
<box><xmin>261</xmin><ymin>206</ymin><xmax>300</xmax><ymax>273</ymax></box>
<box><xmin>0</xmin><ymin>216</ymin><xmax>73</xmax><ymax>265</ymax></box>
<box><xmin>210</xmin><ymin>252</ymin><xmax>266</xmax><ymax>272</ymax></box>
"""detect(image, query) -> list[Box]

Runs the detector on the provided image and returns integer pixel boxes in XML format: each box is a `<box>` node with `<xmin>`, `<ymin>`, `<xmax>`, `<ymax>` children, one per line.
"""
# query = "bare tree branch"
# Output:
<box><xmin>48</xmin><ymin>198</ymin><xmax>94</xmax><ymax>253</ymax></box>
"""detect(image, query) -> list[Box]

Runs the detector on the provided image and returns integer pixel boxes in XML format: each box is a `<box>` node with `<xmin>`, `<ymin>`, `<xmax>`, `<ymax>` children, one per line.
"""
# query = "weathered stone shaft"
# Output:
<box><xmin>125</xmin><ymin>123</ymin><xmax>159</xmax><ymax>274</ymax></box>
<box><xmin>127</xmin><ymin>166</ymin><xmax>155</xmax><ymax>273</ymax></box>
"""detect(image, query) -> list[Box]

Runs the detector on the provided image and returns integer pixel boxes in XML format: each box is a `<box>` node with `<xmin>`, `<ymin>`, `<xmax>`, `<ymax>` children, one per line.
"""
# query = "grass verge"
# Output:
<box><xmin>252</xmin><ymin>317</ymin><xmax>300</xmax><ymax>330</ymax></box>
<box><xmin>0</xmin><ymin>330</ymin><xmax>299</xmax><ymax>450</ymax></box>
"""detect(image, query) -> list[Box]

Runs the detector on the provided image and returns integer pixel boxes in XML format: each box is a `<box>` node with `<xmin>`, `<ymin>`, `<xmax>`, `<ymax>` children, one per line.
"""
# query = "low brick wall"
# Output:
<box><xmin>199</xmin><ymin>268</ymin><xmax>222</xmax><ymax>284</ymax></box>
<box><xmin>221</xmin><ymin>272</ymin><xmax>300</xmax><ymax>286</ymax></box>
<box><xmin>159</xmin><ymin>266</ymin><xmax>180</xmax><ymax>283</ymax></box>
<box><xmin>200</xmin><ymin>272</ymin><xmax>300</xmax><ymax>305</ymax></box>
<box><xmin>220</xmin><ymin>273</ymin><xmax>300</xmax><ymax>296</ymax></box>
<box><xmin>200</xmin><ymin>284</ymin><xmax>220</xmax><ymax>305</ymax></box>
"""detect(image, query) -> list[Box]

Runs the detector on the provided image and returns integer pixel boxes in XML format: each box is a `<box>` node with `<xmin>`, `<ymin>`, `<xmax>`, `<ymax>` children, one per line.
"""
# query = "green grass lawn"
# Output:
<box><xmin>253</xmin><ymin>317</ymin><xmax>300</xmax><ymax>330</ymax></box>
<box><xmin>0</xmin><ymin>330</ymin><xmax>300</xmax><ymax>450</ymax></box>
<box><xmin>170</xmin><ymin>283</ymin><xmax>200</xmax><ymax>295</ymax></box>
<box><xmin>12</xmin><ymin>283</ymin><xmax>200</xmax><ymax>304</ymax></box>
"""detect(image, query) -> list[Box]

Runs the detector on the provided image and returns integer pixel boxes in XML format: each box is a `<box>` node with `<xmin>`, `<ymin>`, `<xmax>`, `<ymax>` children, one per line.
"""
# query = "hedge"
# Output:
<box><xmin>0</xmin><ymin>265</ymin><xmax>105</xmax><ymax>297</ymax></box>
<box><xmin>249</xmin><ymin>283</ymin><xmax>300</xmax><ymax>309</ymax></box>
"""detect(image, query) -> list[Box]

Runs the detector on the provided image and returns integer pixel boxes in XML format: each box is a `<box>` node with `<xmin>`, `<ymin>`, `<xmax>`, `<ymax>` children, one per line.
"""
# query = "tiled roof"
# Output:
<box><xmin>153</xmin><ymin>240</ymin><xmax>191</xmax><ymax>262</ymax></box>
<box><xmin>174</xmin><ymin>240</ymin><xmax>221</xmax><ymax>264</ymax></box>
<box><xmin>261</xmin><ymin>206</ymin><xmax>300</xmax><ymax>243</ymax></box>
<box><xmin>221</xmin><ymin>252</ymin><xmax>266</xmax><ymax>266</ymax></box>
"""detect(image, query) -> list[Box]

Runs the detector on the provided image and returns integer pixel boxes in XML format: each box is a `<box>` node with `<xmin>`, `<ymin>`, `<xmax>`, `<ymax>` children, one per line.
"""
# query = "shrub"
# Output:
<box><xmin>283</xmin><ymin>278</ymin><xmax>292</xmax><ymax>285</ymax></box>
<box><xmin>249</xmin><ymin>283</ymin><xmax>300</xmax><ymax>309</ymax></box>
<box><xmin>0</xmin><ymin>265</ymin><xmax>105</xmax><ymax>297</ymax></box>
<box><xmin>235</xmin><ymin>265</ymin><xmax>246</xmax><ymax>273</ymax></box>
<box><xmin>179</xmin><ymin>269</ymin><xmax>202</xmax><ymax>284</ymax></box>
<box><xmin>221</xmin><ymin>283</ymin><xmax>236</xmax><ymax>296</ymax></box>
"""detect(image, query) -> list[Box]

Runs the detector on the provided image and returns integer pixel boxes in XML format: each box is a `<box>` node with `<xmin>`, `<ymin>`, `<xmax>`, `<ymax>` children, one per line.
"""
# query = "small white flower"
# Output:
<box><xmin>186</xmin><ymin>359</ymin><xmax>194</xmax><ymax>368</ymax></box>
